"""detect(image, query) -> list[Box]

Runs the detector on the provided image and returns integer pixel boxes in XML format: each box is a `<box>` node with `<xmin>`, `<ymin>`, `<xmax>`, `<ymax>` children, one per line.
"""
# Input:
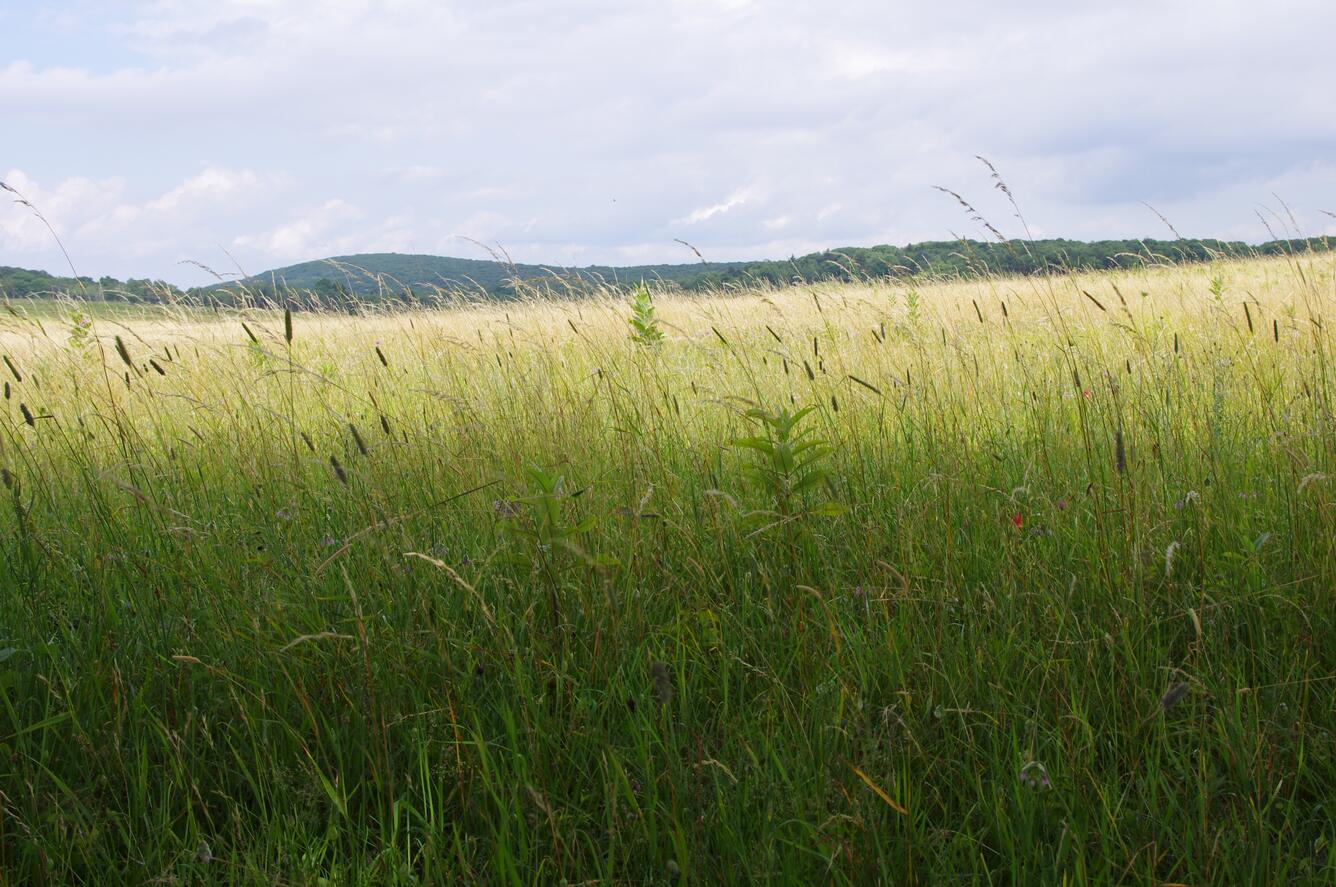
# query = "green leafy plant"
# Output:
<box><xmin>730</xmin><ymin>404</ymin><xmax>844</xmax><ymax>536</ymax></box>
<box><xmin>627</xmin><ymin>284</ymin><xmax>664</xmax><ymax>347</ymax></box>
<box><xmin>66</xmin><ymin>307</ymin><xmax>93</xmax><ymax>352</ymax></box>
<box><xmin>905</xmin><ymin>288</ymin><xmax>922</xmax><ymax>330</ymax></box>
<box><xmin>498</xmin><ymin>466</ymin><xmax>616</xmax><ymax>638</ymax></box>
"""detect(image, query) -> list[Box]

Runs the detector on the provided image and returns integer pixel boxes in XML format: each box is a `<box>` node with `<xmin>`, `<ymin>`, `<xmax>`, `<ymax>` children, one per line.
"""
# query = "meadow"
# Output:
<box><xmin>1</xmin><ymin>254</ymin><xmax>1334</xmax><ymax>884</ymax></box>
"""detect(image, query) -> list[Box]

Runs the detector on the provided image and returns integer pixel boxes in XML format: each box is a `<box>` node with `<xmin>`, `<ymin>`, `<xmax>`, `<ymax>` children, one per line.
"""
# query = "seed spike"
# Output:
<box><xmin>114</xmin><ymin>336</ymin><xmax>134</xmax><ymax>369</ymax></box>
<box><xmin>847</xmin><ymin>375</ymin><xmax>882</xmax><ymax>396</ymax></box>
<box><xmin>349</xmin><ymin>423</ymin><xmax>368</xmax><ymax>456</ymax></box>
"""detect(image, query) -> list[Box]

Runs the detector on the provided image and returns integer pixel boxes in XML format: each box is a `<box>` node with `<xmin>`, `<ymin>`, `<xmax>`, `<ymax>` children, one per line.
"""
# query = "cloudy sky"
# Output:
<box><xmin>3</xmin><ymin>0</ymin><xmax>1334</xmax><ymax>286</ymax></box>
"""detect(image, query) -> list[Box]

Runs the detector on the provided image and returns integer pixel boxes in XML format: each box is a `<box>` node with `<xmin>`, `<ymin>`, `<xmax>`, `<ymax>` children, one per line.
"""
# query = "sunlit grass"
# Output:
<box><xmin>2</xmin><ymin>254</ymin><xmax>1334</xmax><ymax>884</ymax></box>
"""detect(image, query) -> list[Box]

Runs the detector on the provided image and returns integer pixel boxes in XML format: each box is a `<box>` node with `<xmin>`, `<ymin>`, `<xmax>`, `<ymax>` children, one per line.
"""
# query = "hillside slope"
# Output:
<box><xmin>4</xmin><ymin>237</ymin><xmax>1331</xmax><ymax>305</ymax></box>
<box><xmin>212</xmin><ymin>237</ymin><xmax>1335</xmax><ymax>302</ymax></box>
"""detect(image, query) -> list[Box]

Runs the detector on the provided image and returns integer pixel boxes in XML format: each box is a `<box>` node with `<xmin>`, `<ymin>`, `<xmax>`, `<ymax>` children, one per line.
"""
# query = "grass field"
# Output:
<box><xmin>2</xmin><ymin>254</ymin><xmax>1335</xmax><ymax>884</ymax></box>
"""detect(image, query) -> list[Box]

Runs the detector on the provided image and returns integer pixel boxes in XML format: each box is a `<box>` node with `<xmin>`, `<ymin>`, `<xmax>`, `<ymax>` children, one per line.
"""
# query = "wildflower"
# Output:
<box><xmin>1055</xmin><ymin>498</ymin><xmax>1069</xmax><ymax>511</ymax></box>
<box><xmin>1011</xmin><ymin>512</ymin><xmax>1024</xmax><ymax>530</ymax></box>
<box><xmin>1174</xmin><ymin>490</ymin><xmax>1200</xmax><ymax>509</ymax></box>
<box><xmin>1018</xmin><ymin>760</ymin><xmax>1052</xmax><ymax>791</ymax></box>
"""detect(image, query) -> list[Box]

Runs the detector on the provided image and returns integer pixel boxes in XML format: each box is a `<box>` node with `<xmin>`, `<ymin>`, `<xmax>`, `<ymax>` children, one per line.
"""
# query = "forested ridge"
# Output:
<box><xmin>3</xmin><ymin>236</ymin><xmax>1330</xmax><ymax>305</ymax></box>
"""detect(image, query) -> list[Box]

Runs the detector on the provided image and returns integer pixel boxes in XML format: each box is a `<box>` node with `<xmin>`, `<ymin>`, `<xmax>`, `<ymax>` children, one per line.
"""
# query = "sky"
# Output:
<box><xmin>3</xmin><ymin>0</ymin><xmax>1335</xmax><ymax>287</ymax></box>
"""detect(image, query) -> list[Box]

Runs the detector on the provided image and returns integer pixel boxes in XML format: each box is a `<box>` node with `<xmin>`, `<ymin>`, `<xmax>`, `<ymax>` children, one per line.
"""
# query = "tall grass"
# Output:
<box><xmin>1</xmin><ymin>254</ymin><xmax>1334</xmax><ymax>884</ymax></box>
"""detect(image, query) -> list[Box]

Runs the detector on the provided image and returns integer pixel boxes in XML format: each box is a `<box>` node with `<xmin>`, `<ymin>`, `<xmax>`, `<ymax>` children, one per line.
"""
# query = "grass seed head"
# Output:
<box><xmin>114</xmin><ymin>336</ymin><xmax>134</xmax><ymax>369</ymax></box>
<box><xmin>349</xmin><ymin>422</ymin><xmax>368</xmax><ymax>456</ymax></box>
<box><xmin>1160</xmin><ymin>682</ymin><xmax>1190</xmax><ymax>712</ymax></box>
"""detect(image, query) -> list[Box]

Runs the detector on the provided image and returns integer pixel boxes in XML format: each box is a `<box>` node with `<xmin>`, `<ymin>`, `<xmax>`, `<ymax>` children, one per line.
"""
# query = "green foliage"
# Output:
<box><xmin>496</xmin><ymin>467</ymin><xmax>614</xmax><ymax>579</ymax></box>
<box><xmin>904</xmin><ymin>287</ymin><xmax>922</xmax><ymax>330</ymax></box>
<box><xmin>65</xmin><ymin>306</ymin><xmax>93</xmax><ymax>352</ymax></box>
<box><xmin>0</xmin><ymin>265</ymin><xmax>182</xmax><ymax>302</ymax></box>
<box><xmin>730</xmin><ymin>404</ymin><xmax>844</xmax><ymax>535</ymax></box>
<box><xmin>499</xmin><ymin>466</ymin><xmax>615</xmax><ymax>641</ymax></box>
<box><xmin>627</xmin><ymin>284</ymin><xmax>664</xmax><ymax>346</ymax></box>
<box><xmin>677</xmin><ymin>236</ymin><xmax>1336</xmax><ymax>292</ymax></box>
<box><xmin>498</xmin><ymin>466</ymin><xmax>608</xmax><ymax>566</ymax></box>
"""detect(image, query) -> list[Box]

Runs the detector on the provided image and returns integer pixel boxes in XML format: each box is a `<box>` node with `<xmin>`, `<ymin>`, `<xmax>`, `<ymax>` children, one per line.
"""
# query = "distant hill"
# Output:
<box><xmin>3</xmin><ymin>236</ymin><xmax>1331</xmax><ymax>307</ymax></box>
<box><xmin>201</xmin><ymin>237</ymin><xmax>1336</xmax><ymax>305</ymax></box>
<box><xmin>215</xmin><ymin>252</ymin><xmax>753</xmax><ymax>302</ymax></box>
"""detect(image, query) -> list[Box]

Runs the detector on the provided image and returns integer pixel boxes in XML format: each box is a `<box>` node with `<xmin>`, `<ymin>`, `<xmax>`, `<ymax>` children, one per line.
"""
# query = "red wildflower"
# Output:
<box><xmin>1011</xmin><ymin>512</ymin><xmax>1024</xmax><ymax>529</ymax></box>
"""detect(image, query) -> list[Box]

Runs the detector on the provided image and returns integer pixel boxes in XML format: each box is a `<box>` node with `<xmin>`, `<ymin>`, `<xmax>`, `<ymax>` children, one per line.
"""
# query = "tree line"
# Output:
<box><xmin>3</xmin><ymin>236</ymin><xmax>1330</xmax><ymax>307</ymax></box>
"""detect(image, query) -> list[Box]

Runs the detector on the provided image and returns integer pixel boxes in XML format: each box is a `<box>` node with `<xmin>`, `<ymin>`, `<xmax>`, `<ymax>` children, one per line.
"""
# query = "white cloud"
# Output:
<box><xmin>3</xmin><ymin>166</ymin><xmax>278</xmax><ymax>274</ymax></box>
<box><xmin>675</xmin><ymin>187</ymin><xmax>760</xmax><ymax>226</ymax></box>
<box><xmin>2</xmin><ymin>170</ymin><xmax>124</xmax><ymax>252</ymax></box>
<box><xmin>2</xmin><ymin>0</ymin><xmax>1335</xmax><ymax>285</ymax></box>
<box><xmin>146</xmin><ymin>168</ymin><xmax>262</xmax><ymax>214</ymax></box>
